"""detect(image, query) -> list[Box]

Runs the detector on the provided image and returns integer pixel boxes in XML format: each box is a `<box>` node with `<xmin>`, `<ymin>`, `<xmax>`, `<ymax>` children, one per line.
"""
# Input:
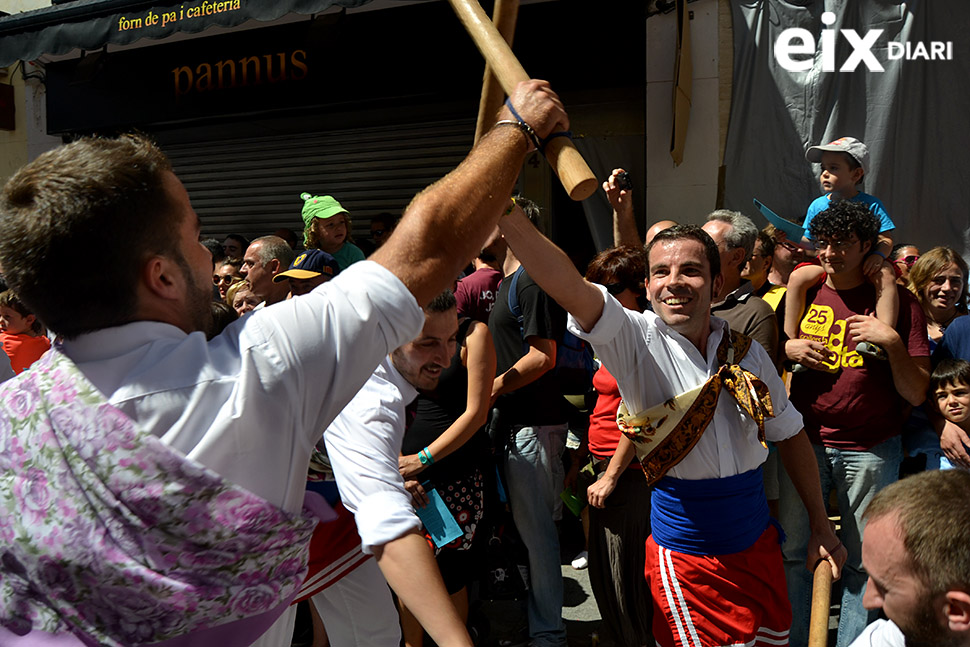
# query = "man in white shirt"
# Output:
<box><xmin>496</xmin><ymin>211</ymin><xmax>846</xmax><ymax>647</ymax></box>
<box><xmin>314</xmin><ymin>290</ymin><xmax>459</xmax><ymax>646</ymax></box>
<box><xmin>0</xmin><ymin>80</ymin><xmax>568</xmax><ymax>647</ymax></box>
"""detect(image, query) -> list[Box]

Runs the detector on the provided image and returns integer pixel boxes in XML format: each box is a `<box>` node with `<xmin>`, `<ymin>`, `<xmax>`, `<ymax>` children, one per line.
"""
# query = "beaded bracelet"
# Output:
<box><xmin>493</xmin><ymin>119</ymin><xmax>541</xmax><ymax>151</ymax></box>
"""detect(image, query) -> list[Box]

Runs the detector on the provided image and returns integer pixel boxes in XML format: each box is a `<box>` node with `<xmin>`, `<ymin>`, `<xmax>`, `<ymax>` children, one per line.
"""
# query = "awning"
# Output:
<box><xmin>0</xmin><ymin>0</ymin><xmax>372</xmax><ymax>68</ymax></box>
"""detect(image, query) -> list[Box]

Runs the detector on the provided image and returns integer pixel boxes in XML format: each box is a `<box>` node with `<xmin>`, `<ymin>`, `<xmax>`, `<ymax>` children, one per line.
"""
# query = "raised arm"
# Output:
<box><xmin>498</xmin><ymin>206</ymin><xmax>604</xmax><ymax>332</ymax></box>
<box><xmin>372</xmin><ymin>80</ymin><xmax>568</xmax><ymax>307</ymax></box>
<box><xmin>400</xmin><ymin>321</ymin><xmax>497</xmax><ymax>479</ymax></box>
<box><xmin>604</xmin><ymin>168</ymin><xmax>642</xmax><ymax>248</ymax></box>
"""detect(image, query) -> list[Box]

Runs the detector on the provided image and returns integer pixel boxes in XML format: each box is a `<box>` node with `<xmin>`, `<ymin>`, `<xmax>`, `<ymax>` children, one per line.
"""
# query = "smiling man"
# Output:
<box><xmin>320</xmin><ymin>290</ymin><xmax>460</xmax><ymax>645</ymax></box>
<box><xmin>496</xmin><ymin>214</ymin><xmax>844</xmax><ymax>647</ymax></box>
<box><xmin>781</xmin><ymin>200</ymin><xmax>930</xmax><ymax>647</ymax></box>
<box><xmin>0</xmin><ymin>78</ymin><xmax>569</xmax><ymax>647</ymax></box>
<box><xmin>852</xmin><ymin>469</ymin><xmax>970</xmax><ymax>647</ymax></box>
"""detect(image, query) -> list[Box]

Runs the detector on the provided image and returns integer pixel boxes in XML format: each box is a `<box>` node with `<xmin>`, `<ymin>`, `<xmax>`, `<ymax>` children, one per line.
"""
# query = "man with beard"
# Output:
<box><xmin>0</xmin><ymin>79</ymin><xmax>568</xmax><ymax>647</ymax></box>
<box><xmin>852</xmin><ymin>469</ymin><xmax>970</xmax><ymax>647</ymax></box>
<box><xmin>311</xmin><ymin>290</ymin><xmax>460</xmax><ymax>646</ymax></box>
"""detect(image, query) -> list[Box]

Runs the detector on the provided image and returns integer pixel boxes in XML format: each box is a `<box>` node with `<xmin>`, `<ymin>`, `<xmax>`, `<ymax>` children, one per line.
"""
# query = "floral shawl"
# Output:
<box><xmin>0</xmin><ymin>349</ymin><xmax>317</xmax><ymax>646</ymax></box>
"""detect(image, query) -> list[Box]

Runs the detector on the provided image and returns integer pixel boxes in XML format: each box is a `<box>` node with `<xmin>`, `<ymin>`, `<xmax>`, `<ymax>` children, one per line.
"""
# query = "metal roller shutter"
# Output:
<box><xmin>159</xmin><ymin>117</ymin><xmax>475</xmax><ymax>244</ymax></box>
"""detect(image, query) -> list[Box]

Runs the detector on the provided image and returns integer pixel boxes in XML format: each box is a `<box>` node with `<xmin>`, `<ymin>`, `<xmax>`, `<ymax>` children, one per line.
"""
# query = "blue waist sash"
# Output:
<box><xmin>651</xmin><ymin>467</ymin><xmax>773</xmax><ymax>556</ymax></box>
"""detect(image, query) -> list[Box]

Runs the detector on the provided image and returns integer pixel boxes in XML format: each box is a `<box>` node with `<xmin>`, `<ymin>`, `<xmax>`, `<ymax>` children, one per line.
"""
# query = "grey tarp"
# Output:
<box><xmin>723</xmin><ymin>1</ymin><xmax>970</xmax><ymax>258</ymax></box>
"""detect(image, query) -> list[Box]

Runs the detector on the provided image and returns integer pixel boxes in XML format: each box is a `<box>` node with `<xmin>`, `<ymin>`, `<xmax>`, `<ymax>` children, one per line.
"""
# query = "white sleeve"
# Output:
<box><xmin>220</xmin><ymin>261</ymin><xmax>425</xmax><ymax>448</ymax></box>
<box><xmin>323</xmin><ymin>371</ymin><xmax>422</xmax><ymax>555</ymax></box>
<box><xmin>847</xmin><ymin>620</ymin><xmax>905</xmax><ymax>647</ymax></box>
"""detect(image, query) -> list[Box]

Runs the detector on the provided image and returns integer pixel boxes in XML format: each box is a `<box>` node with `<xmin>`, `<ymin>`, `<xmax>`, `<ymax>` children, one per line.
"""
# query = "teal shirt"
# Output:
<box><xmin>332</xmin><ymin>242</ymin><xmax>365</xmax><ymax>271</ymax></box>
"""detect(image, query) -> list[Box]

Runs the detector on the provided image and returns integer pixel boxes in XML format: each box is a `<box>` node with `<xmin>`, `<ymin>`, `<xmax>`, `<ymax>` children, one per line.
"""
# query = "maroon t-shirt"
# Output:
<box><xmin>789</xmin><ymin>282</ymin><xmax>929</xmax><ymax>450</ymax></box>
<box><xmin>455</xmin><ymin>267</ymin><xmax>502</xmax><ymax>323</ymax></box>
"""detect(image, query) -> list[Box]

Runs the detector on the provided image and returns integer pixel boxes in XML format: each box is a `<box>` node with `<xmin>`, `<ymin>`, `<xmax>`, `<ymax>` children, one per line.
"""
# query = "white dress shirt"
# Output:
<box><xmin>568</xmin><ymin>285</ymin><xmax>803</xmax><ymax>481</ymax></box>
<box><xmin>325</xmin><ymin>357</ymin><xmax>423</xmax><ymax>555</ymax></box>
<box><xmin>59</xmin><ymin>260</ymin><xmax>424</xmax><ymax>647</ymax></box>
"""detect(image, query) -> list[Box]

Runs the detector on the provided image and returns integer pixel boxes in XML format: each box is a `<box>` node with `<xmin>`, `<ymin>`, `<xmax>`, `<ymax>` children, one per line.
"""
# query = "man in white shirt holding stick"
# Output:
<box><xmin>0</xmin><ymin>80</ymin><xmax>566</xmax><ymax>647</ymax></box>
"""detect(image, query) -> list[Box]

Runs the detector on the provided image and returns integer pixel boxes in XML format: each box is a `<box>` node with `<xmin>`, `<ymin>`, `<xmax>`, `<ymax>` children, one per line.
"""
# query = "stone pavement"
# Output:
<box><xmin>473</xmin><ymin>562</ymin><xmax>602</xmax><ymax>647</ymax></box>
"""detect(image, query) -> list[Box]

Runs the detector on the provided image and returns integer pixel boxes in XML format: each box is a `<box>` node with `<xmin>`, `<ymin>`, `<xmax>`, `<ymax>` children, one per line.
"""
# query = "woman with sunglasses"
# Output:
<box><xmin>213</xmin><ymin>257</ymin><xmax>244</xmax><ymax>302</ymax></box>
<box><xmin>890</xmin><ymin>244</ymin><xmax>920</xmax><ymax>286</ymax></box>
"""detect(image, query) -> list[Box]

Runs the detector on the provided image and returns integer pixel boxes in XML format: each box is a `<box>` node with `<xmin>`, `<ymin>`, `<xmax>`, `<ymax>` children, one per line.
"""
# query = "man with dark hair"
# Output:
<box><xmin>852</xmin><ymin>470</ymin><xmax>970</xmax><ymax>647</ymax></box>
<box><xmin>0</xmin><ymin>79</ymin><xmax>569</xmax><ymax>647</ymax></box>
<box><xmin>496</xmin><ymin>214</ymin><xmax>844</xmax><ymax>647</ymax></box>
<box><xmin>781</xmin><ymin>200</ymin><xmax>930</xmax><ymax>647</ymax></box>
<box><xmin>223</xmin><ymin>233</ymin><xmax>249</xmax><ymax>259</ymax></box>
<box><xmin>370</xmin><ymin>212</ymin><xmax>397</xmax><ymax>250</ymax></box>
<box><xmin>703</xmin><ymin>210</ymin><xmax>780</xmax><ymax>362</ymax></box>
<box><xmin>488</xmin><ymin>195</ymin><xmax>571</xmax><ymax>647</ymax></box>
<box><xmin>241</xmin><ymin>234</ymin><xmax>296</xmax><ymax>306</ymax></box>
<box><xmin>455</xmin><ymin>225</ymin><xmax>506</xmax><ymax>323</ymax></box>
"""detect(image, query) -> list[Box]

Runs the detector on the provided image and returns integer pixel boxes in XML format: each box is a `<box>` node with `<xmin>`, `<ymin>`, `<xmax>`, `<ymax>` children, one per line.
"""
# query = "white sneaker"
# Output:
<box><xmin>570</xmin><ymin>551</ymin><xmax>588</xmax><ymax>570</ymax></box>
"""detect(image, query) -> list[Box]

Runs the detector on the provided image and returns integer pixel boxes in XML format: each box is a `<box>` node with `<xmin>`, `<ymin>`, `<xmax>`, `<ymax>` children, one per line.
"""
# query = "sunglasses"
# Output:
<box><xmin>213</xmin><ymin>275</ymin><xmax>241</xmax><ymax>286</ymax></box>
<box><xmin>371</xmin><ymin>229</ymin><xmax>387</xmax><ymax>237</ymax></box>
<box><xmin>777</xmin><ymin>240</ymin><xmax>803</xmax><ymax>254</ymax></box>
<box><xmin>894</xmin><ymin>255</ymin><xmax>919</xmax><ymax>268</ymax></box>
<box><xmin>604</xmin><ymin>282</ymin><xmax>631</xmax><ymax>296</ymax></box>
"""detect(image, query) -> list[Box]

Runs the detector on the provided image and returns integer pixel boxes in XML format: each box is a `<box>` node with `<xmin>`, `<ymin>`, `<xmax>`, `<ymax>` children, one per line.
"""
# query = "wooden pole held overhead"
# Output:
<box><xmin>448</xmin><ymin>0</ymin><xmax>598</xmax><ymax>201</ymax></box>
<box><xmin>474</xmin><ymin>0</ymin><xmax>519</xmax><ymax>145</ymax></box>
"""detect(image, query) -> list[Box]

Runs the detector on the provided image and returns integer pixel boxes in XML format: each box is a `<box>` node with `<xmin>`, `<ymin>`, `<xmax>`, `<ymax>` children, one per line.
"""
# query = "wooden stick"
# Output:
<box><xmin>448</xmin><ymin>0</ymin><xmax>597</xmax><ymax>201</ymax></box>
<box><xmin>474</xmin><ymin>0</ymin><xmax>519</xmax><ymax>145</ymax></box>
<box><xmin>808</xmin><ymin>561</ymin><xmax>833</xmax><ymax>647</ymax></box>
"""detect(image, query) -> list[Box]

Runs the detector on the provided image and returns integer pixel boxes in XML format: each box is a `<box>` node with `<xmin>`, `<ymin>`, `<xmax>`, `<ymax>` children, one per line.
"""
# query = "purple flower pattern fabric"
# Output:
<box><xmin>0</xmin><ymin>349</ymin><xmax>317</xmax><ymax>645</ymax></box>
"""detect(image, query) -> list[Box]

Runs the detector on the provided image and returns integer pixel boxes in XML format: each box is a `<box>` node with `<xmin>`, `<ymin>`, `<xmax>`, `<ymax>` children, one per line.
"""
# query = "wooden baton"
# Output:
<box><xmin>448</xmin><ymin>0</ymin><xmax>598</xmax><ymax>201</ymax></box>
<box><xmin>473</xmin><ymin>0</ymin><xmax>519</xmax><ymax>144</ymax></box>
<box><xmin>808</xmin><ymin>560</ymin><xmax>833</xmax><ymax>647</ymax></box>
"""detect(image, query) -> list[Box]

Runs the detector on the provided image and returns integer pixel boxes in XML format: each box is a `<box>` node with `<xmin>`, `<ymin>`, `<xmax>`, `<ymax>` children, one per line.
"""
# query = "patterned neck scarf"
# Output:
<box><xmin>0</xmin><ymin>349</ymin><xmax>317</xmax><ymax>646</ymax></box>
<box><xmin>616</xmin><ymin>330</ymin><xmax>774</xmax><ymax>485</ymax></box>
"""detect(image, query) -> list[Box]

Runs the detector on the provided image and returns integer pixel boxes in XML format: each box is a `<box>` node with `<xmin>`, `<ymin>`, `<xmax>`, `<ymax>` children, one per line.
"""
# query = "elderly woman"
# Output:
<box><xmin>901</xmin><ymin>247</ymin><xmax>969</xmax><ymax>471</ymax></box>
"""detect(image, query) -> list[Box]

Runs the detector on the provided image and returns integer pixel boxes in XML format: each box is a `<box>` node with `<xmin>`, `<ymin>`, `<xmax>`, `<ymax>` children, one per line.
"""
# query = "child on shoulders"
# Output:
<box><xmin>784</xmin><ymin>137</ymin><xmax>898</xmax><ymax>369</ymax></box>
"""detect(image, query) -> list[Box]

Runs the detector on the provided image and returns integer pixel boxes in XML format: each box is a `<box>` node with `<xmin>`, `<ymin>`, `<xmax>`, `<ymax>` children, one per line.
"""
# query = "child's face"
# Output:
<box><xmin>936</xmin><ymin>380</ymin><xmax>970</xmax><ymax>425</ymax></box>
<box><xmin>0</xmin><ymin>306</ymin><xmax>32</xmax><ymax>335</ymax></box>
<box><xmin>819</xmin><ymin>152</ymin><xmax>864</xmax><ymax>197</ymax></box>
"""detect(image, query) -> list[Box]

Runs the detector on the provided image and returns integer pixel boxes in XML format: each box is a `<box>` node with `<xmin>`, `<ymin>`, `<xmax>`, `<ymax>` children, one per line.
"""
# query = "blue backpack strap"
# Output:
<box><xmin>506</xmin><ymin>267</ymin><xmax>528</xmax><ymax>350</ymax></box>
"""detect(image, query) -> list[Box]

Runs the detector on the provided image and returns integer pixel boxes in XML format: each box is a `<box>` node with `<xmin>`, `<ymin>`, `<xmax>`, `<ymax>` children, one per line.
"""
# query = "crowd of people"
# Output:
<box><xmin>0</xmin><ymin>79</ymin><xmax>968</xmax><ymax>647</ymax></box>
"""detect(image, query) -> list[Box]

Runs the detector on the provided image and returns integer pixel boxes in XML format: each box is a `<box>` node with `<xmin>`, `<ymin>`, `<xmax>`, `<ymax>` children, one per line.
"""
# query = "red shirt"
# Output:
<box><xmin>1</xmin><ymin>332</ymin><xmax>51</xmax><ymax>374</ymax></box>
<box><xmin>789</xmin><ymin>283</ymin><xmax>929</xmax><ymax>450</ymax></box>
<box><xmin>588</xmin><ymin>365</ymin><xmax>638</xmax><ymax>472</ymax></box>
